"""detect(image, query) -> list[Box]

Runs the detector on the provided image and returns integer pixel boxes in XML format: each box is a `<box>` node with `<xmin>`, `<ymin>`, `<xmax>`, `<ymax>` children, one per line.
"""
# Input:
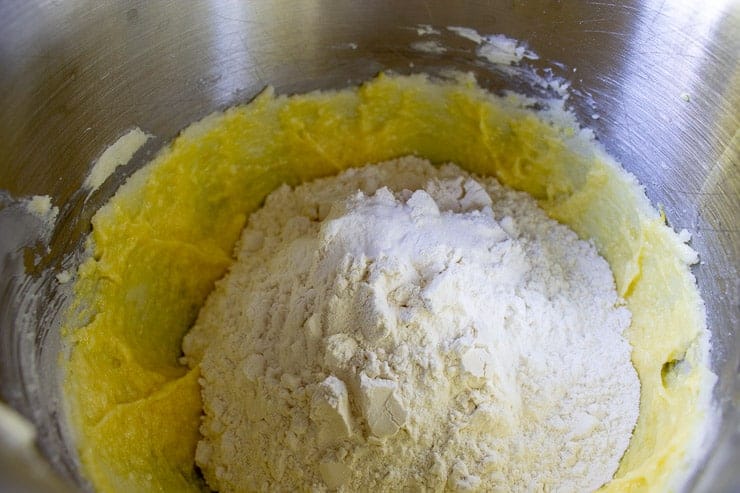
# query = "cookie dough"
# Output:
<box><xmin>62</xmin><ymin>73</ymin><xmax>714</xmax><ymax>492</ymax></box>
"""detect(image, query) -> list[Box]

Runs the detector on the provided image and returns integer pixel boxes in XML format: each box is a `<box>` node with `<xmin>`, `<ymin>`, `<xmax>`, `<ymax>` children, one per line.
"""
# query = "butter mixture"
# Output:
<box><xmin>62</xmin><ymin>73</ymin><xmax>714</xmax><ymax>492</ymax></box>
<box><xmin>183</xmin><ymin>157</ymin><xmax>639</xmax><ymax>491</ymax></box>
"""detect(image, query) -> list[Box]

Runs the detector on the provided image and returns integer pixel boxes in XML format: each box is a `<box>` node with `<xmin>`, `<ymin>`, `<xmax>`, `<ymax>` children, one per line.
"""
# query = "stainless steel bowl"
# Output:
<box><xmin>0</xmin><ymin>1</ymin><xmax>737</xmax><ymax>491</ymax></box>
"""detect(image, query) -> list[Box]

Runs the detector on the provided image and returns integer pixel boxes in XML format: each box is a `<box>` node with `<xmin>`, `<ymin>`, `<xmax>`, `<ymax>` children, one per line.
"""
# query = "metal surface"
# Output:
<box><xmin>0</xmin><ymin>1</ymin><xmax>737</xmax><ymax>491</ymax></box>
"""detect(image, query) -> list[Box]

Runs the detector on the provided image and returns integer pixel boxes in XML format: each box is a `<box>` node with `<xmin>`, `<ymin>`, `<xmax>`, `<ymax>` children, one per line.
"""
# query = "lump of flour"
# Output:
<box><xmin>182</xmin><ymin>156</ymin><xmax>640</xmax><ymax>492</ymax></box>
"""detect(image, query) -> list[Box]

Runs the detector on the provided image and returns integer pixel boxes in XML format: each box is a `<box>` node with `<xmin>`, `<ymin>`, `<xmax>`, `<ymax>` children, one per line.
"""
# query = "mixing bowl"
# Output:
<box><xmin>0</xmin><ymin>1</ymin><xmax>737</xmax><ymax>491</ymax></box>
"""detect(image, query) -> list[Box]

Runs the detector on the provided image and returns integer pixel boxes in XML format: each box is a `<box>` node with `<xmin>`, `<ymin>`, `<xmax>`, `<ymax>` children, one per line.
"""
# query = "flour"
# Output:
<box><xmin>182</xmin><ymin>156</ymin><xmax>640</xmax><ymax>492</ymax></box>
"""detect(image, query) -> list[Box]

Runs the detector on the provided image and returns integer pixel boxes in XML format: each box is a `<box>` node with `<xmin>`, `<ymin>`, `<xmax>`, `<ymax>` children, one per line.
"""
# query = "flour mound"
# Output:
<box><xmin>182</xmin><ymin>157</ymin><xmax>639</xmax><ymax>492</ymax></box>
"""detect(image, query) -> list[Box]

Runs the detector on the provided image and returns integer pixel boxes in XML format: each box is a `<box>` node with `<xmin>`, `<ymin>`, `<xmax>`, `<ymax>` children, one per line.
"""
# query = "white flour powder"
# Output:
<box><xmin>182</xmin><ymin>157</ymin><xmax>640</xmax><ymax>492</ymax></box>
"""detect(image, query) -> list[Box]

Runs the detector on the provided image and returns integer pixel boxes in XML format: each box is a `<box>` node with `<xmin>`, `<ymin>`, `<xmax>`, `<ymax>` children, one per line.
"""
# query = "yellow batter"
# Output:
<box><xmin>62</xmin><ymin>73</ymin><xmax>714</xmax><ymax>492</ymax></box>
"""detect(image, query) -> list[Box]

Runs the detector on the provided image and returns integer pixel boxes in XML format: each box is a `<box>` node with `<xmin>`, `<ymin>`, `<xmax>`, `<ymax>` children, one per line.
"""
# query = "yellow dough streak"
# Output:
<box><xmin>64</xmin><ymin>73</ymin><xmax>711</xmax><ymax>492</ymax></box>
